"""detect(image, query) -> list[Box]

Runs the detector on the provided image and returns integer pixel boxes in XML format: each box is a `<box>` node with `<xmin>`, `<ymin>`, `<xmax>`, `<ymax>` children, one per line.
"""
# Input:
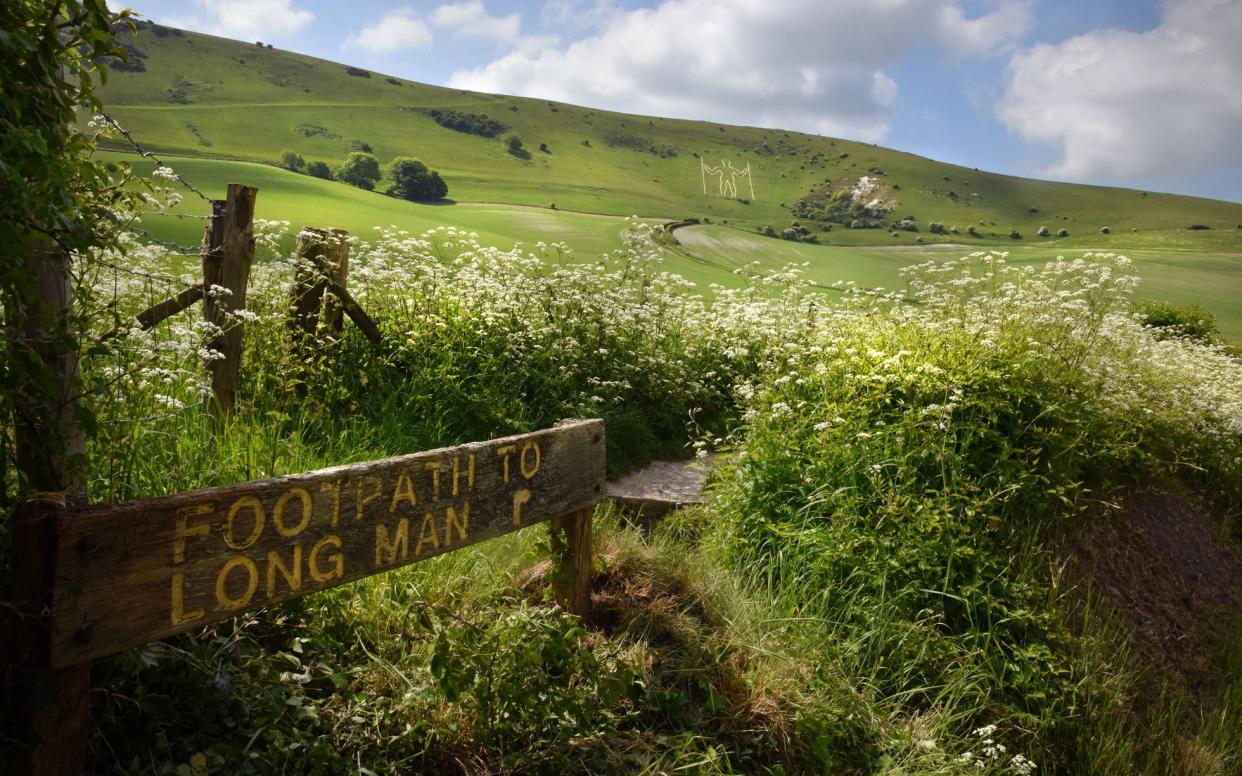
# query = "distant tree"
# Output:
<box><xmin>336</xmin><ymin>152</ymin><xmax>380</xmax><ymax>190</ymax></box>
<box><xmin>539</xmin><ymin>142</ymin><xmax>550</xmax><ymax>153</ymax></box>
<box><xmin>279</xmin><ymin>150</ymin><xmax>305</xmax><ymax>172</ymax></box>
<box><xmin>306</xmin><ymin>160</ymin><xmax>333</xmax><ymax>180</ymax></box>
<box><xmin>506</xmin><ymin>134</ymin><xmax>525</xmax><ymax>155</ymax></box>
<box><xmin>386</xmin><ymin>157</ymin><xmax>448</xmax><ymax>201</ymax></box>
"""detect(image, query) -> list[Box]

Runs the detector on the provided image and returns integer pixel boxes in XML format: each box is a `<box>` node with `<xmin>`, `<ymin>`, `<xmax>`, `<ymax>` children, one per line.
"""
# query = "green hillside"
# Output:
<box><xmin>100</xmin><ymin>22</ymin><xmax>1242</xmax><ymax>250</ymax></box>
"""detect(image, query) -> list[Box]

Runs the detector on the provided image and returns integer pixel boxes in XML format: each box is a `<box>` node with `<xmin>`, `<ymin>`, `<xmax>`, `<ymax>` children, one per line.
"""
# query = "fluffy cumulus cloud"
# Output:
<box><xmin>430</xmin><ymin>0</ymin><xmax>521</xmax><ymax>44</ymax></box>
<box><xmin>161</xmin><ymin>0</ymin><xmax>313</xmax><ymax>43</ymax></box>
<box><xmin>998</xmin><ymin>0</ymin><xmax>1242</xmax><ymax>182</ymax></box>
<box><xmin>344</xmin><ymin>7</ymin><xmax>434</xmax><ymax>55</ymax></box>
<box><xmin>449</xmin><ymin>0</ymin><xmax>1030</xmax><ymax>141</ymax></box>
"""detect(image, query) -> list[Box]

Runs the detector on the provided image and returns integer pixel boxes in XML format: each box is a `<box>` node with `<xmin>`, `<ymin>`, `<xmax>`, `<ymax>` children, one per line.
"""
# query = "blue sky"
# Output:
<box><xmin>115</xmin><ymin>0</ymin><xmax>1242</xmax><ymax>202</ymax></box>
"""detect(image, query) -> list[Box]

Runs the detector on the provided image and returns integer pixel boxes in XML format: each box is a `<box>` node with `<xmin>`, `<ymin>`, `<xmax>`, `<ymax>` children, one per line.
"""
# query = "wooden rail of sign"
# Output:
<box><xmin>48</xmin><ymin>419</ymin><xmax>605</xmax><ymax>668</ymax></box>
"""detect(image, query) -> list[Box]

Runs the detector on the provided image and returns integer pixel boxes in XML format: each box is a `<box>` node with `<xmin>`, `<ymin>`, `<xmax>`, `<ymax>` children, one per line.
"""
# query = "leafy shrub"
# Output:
<box><xmin>335</xmin><ymin>152</ymin><xmax>380</xmax><ymax>190</ymax></box>
<box><xmin>719</xmin><ymin>252</ymin><xmax>1242</xmax><ymax>773</ymax></box>
<box><xmin>1057</xmin><ymin>228</ymin><xmax>1069</xmax><ymax>237</ymax></box>
<box><xmin>1010</xmin><ymin>230</ymin><xmax>1022</xmax><ymax>239</ymax></box>
<box><xmin>1038</xmin><ymin>226</ymin><xmax>1050</xmax><ymax>237</ymax></box>
<box><xmin>928</xmin><ymin>222</ymin><xmax>946</xmax><ymax>234</ymax></box>
<box><xmin>1187</xmin><ymin>224</ymin><xmax>1210</xmax><ymax>230</ymax></box>
<box><xmin>1135</xmin><ymin>300</ymin><xmax>1219</xmax><ymax>341</ymax></box>
<box><xmin>506</xmin><ymin>134</ymin><xmax>526</xmax><ymax>156</ymax></box>
<box><xmin>345</xmin><ymin>66</ymin><xmax>370</xmax><ymax>77</ymax></box>
<box><xmin>1100</xmin><ymin>226</ymin><xmax>1111</xmax><ymax>234</ymax></box>
<box><xmin>539</xmin><ymin>142</ymin><xmax>550</xmax><ymax>153</ymax></box>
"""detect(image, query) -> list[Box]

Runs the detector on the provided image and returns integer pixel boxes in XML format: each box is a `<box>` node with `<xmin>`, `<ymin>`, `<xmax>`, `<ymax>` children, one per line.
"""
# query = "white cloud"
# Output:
<box><xmin>540</xmin><ymin>0</ymin><xmax>621</xmax><ymax>34</ymax></box>
<box><xmin>430</xmin><ymin>1</ymin><xmax>521</xmax><ymax>44</ymax></box>
<box><xmin>449</xmin><ymin>0</ymin><xmax>1029</xmax><ymax>142</ymax></box>
<box><xmin>160</xmin><ymin>0</ymin><xmax>313</xmax><ymax>43</ymax></box>
<box><xmin>936</xmin><ymin>1</ymin><xmax>1031</xmax><ymax>57</ymax></box>
<box><xmin>344</xmin><ymin>8</ymin><xmax>434</xmax><ymax>55</ymax></box>
<box><xmin>998</xmin><ymin>0</ymin><xmax>1242</xmax><ymax>182</ymax></box>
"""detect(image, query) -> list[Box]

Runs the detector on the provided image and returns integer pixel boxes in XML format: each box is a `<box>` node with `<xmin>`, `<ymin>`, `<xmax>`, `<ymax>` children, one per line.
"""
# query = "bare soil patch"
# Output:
<box><xmin>1065</xmin><ymin>482</ymin><xmax>1242</xmax><ymax>697</ymax></box>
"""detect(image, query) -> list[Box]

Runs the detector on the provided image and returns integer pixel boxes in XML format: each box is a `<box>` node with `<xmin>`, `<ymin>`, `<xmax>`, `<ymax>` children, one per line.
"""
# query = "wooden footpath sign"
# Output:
<box><xmin>47</xmin><ymin>419</ymin><xmax>605</xmax><ymax>668</ymax></box>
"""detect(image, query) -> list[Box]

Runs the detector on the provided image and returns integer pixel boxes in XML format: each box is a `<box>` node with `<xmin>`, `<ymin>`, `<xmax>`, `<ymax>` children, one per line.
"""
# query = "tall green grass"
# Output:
<box><xmin>7</xmin><ymin>216</ymin><xmax>1240</xmax><ymax>773</ymax></box>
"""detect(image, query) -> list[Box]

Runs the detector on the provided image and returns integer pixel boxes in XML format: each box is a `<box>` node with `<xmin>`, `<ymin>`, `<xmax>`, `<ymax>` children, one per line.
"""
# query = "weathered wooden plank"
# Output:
<box><xmin>49</xmin><ymin>419</ymin><xmax>605</xmax><ymax>667</ymax></box>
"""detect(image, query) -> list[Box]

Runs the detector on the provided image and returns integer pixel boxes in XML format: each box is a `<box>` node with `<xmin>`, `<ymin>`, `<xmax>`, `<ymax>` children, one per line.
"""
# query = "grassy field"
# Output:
<box><xmin>99</xmin><ymin>22</ymin><xmax>1242</xmax><ymax>253</ymax></box>
<box><xmin>118</xmin><ymin>150</ymin><xmax>1242</xmax><ymax>340</ymax></box>
<box><xmin>676</xmin><ymin>225</ymin><xmax>1242</xmax><ymax>340</ymax></box>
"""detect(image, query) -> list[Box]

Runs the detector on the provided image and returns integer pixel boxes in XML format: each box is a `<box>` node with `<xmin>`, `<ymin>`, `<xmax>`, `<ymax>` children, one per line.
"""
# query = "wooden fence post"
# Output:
<box><xmin>6</xmin><ymin>241</ymin><xmax>91</xmax><ymax>774</ymax></box>
<box><xmin>550</xmin><ymin>507</ymin><xmax>594</xmax><ymax>618</ymax></box>
<box><xmin>287</xmin><ymin>228</ymin><xmax>352</xmax><ymax>358</ymax></box>
<box><xmin>322</xmin><ymin>228</ymin><xmax>350</xmax><ymax>337</ymax></box>
<box><xmin>202</xmin><ymin>184</ymin><xmax>257</xmax><ymax>421</ymax></box>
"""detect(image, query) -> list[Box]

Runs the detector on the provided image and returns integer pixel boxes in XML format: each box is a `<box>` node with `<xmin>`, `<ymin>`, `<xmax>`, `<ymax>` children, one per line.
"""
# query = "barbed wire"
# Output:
<box><xmin>91</xmin><ymin>257</ymin><xmax>189</xmax><ymax>286</ymax></box>
<box><xmin>123</xmin><ymin>224</ymin><xmax>222</xmax><ymax>257</ymax></box>
<box><xmin>98</xmin><ymin>112</ymin><xmax>214</xmax><ymax>203</ymax></box>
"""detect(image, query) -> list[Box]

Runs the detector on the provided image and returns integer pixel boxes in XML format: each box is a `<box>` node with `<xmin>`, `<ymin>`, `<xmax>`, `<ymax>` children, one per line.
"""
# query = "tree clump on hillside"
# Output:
<box><xmin>386</xmin><ymin>157</ymin><xmax>448</xmax><ymax>202</ymax></box>
<box><xmin>505</xmin><ymin>133</ymin><xmax>528</xmax><ymax>158</ymax></box>
<box><xmin>279</xmin><ymin>150</ymin><xmax>305</xmax><ymax>172</ymax></box>
<box><xmin>336</xmin><ymin>152</ymin><xmax>381</xmax><ymax>190</ymax></box>
<box><xmin>306</xmin><ymin>160</ymin><xmax>333</xmax><ymax>180</ymax></box>
<box><xmin>427</xmin><ymin>109</ymin><xmax>507</xmax><ymax>138</ymax></box>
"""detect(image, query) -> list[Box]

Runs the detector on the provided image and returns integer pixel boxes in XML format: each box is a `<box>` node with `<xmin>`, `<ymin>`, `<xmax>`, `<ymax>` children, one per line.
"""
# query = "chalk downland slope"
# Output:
<box><xmin>99</xmin><ymin>21</ymin><xmax>1242</xmax><ymax>252</ymax></box>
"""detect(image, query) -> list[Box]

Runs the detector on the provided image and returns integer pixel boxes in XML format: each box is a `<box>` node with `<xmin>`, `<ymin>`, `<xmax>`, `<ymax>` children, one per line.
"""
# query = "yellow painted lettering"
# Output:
<box><xmin>444</xmin><ymin>501</ymin><xmax>470</xmax><ymax>546</ymax></box>
<box><xmin>520</xmin><ymin>440</ymin><xmax>541</xmax><ymax>480</ymax></box>
<box><xmin>497</xmin><ymin>444</ymin><xmax>517</xmax><ymax>483</ymax></box>
<box><xmin>321</xmin><ymin>479</ymin><xmax>342</xmax><ymax>527</ymax></box>
<box><xmin>512</xmin><ymin>488</ymin><xmax>531</xmax><ymax>527</ymax></box>
<box><xmin>468</xmin><ymin>452</ymin><xmax>476</xmax><ymax>491</ymax></box>
<box><xmin>215</xmin><ymin>555</ymin><xmax>259</xmax><ymax>610</ymax></box>
<box><xmin>451</xmin><ymin>456</ymin><xmax>461</xmax><ymax>496</ymax></box>
<box><xmin>266</xmin><ymin>544</ymin><xmax>303</xmax><ymax>597</ymax></box>
<box><xmin>424</xmin><ymin>461</ymin><xmax>442</xmax><ymax>498</ymax></box>
<box><xmin>274</xmin><ymin>487</ymin><xmax>313</xmax><ymax>538</ymax></box>
<box><xmin>309</xmin><ymin>534</ymin><xmax>344</xmax><ymax>582</ymax></box>
<box><xmin>389</xmin><ymin>470</ymin><xmax>418</xmax><ymax>513</ymax></box>
<box><xmin>416</xmin><ymin>512</ymin><xmax>441</xmax><ymax>556</ymax></box>
<box><xmin>375</xmin><ymin>519</ymin><xmax>409</xmax><ymax>567</ymax></box>
<box><xmin>355</xmin><ymin>475</ymin><xmax>383</xmax><ymax>521</ymax></box>
<box><xmin>173</xmin><ymin>502</ymin><xmax>212</xmax><ymax>563</ymax></box>
<box><xmin>171</xmin><ymin>572</ymin><xmax>204</xmax><ymax>625</ymax></box>
<box><xmin>225</xmin><ymin>496</ymin><xmax>264</xmax><ymax>550</ymax></box>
